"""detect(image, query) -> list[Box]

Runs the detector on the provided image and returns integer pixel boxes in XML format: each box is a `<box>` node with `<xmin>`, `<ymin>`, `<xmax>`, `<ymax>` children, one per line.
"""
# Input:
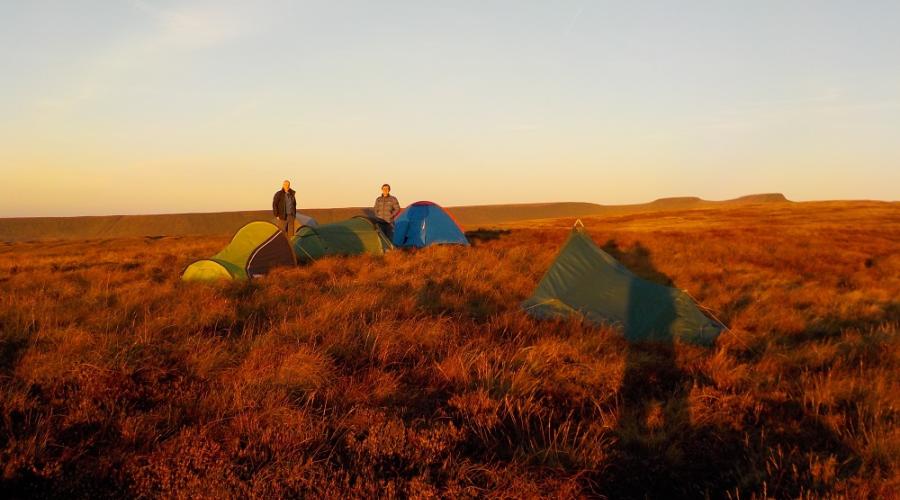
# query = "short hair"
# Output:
<box><xmin>382</xmin><ymin>183</ymin><xmax>391</xmax><ymax>189</ymax></box>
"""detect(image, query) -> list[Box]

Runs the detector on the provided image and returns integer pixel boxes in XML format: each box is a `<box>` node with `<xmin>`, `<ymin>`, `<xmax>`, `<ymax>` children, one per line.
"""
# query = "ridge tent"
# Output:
<box><xmin>392</xmin><ymin>201</ymin><xmax>469</xmax><ymax>248</ymax></box>
<box><xmin>292</xmin><ymin>216</ymin><xmax>393</xmax><ymax>262</ymax></box>
<box><xmin>522</xmin><ymin>224</ymin><xmax>724</xmax><ymax>345</ymax></box>
<box><xmin>182</xmin><ymin>221</ymin><xmax>296</xmax><ymax>281</ymax></box>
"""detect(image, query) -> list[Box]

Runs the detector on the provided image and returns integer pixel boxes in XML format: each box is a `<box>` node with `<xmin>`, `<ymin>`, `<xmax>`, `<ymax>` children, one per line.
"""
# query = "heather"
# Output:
<box><xmin>1</xmin><ymin>201</ymin><xmax>898</xmax><ymax>498</ymax></box>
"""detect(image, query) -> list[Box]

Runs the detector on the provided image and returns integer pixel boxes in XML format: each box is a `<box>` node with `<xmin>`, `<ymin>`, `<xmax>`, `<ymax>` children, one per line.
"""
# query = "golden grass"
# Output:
<box><xmin>0</xmin><ymin>201</ymin><xmax>898</xmax><ymax>498</ymax></box>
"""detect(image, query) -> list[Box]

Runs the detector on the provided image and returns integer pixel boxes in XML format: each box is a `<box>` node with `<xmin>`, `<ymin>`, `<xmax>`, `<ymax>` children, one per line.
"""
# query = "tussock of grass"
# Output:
<box><xmin>0</xmin><ymin>201</ymin><xmax>898</xmax><ymax>497</ymax></box>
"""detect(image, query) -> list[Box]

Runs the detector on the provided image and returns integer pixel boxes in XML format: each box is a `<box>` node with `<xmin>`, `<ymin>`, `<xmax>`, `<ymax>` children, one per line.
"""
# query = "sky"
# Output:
<box><xmin>1</xmin><ymin>0</ymin><xmax>898</xmax><ymax>217</ymax></box>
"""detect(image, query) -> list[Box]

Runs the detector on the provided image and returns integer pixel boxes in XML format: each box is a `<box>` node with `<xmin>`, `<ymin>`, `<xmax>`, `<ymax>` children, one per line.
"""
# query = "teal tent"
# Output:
<box><xmin>292</xmin><ymin>216</ymin><xmax>393</xmax><ymax>262</ymax></box>
<box><xmin>522</xmin><ymin>224</ymin><xmax>724</xmax><ymax>345</ymax></box>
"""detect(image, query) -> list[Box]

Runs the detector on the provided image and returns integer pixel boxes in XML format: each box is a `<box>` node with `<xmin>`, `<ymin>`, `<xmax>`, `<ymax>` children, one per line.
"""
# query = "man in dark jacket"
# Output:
<box><xmin>272</xmin><ymin>180</ymin><xmax>297</xmax><ymax>237</ymax></box>
<box><xmin>373</xmin><ymin>183</ymin><xmax>400</xmax><ymax>237</ymax></box>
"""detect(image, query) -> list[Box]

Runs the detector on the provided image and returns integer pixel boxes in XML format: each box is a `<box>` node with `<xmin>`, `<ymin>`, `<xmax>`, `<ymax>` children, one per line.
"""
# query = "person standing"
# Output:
<box><xmin>272</xmin><ymin>180</ymin><xmax>297</xmax><ymax>237</ymax></box>
<box><xmin>373</xmin><ymin>183</ymin><xmax>400</xmax><ymax>237</ymax></box>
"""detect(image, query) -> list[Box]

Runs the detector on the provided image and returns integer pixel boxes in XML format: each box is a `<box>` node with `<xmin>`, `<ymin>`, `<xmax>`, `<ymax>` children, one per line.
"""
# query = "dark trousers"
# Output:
<box><xmin>278</xmin><ymin>216</ymin><xmax>295</xmax><ymax>237</ymax></box>
<box><xmin>375</xmin><ymin>219</ymin><xmax>394</xmax><ymax>239</ymax></box>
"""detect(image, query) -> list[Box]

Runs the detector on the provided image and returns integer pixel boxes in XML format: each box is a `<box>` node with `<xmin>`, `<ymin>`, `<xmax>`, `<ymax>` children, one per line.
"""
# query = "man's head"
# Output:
<box><xmin>381</xmin><ymin>184</ymin><xmax>391</xmax><ymax>196</ymax></box>
<box><xmin>282</xmin><ymin>180</ymin><xmax>291</xmax><ymax>192</ymax></box>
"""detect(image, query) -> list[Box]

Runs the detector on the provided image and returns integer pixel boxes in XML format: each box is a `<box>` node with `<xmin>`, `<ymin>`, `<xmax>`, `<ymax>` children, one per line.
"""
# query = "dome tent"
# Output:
<box><xmin>391</xmin><ymin>201</ymin><xmax>469</xmax><ymax>248</ymax></box>
<box><xmin>182</xmin><ymin>221</ymin><xmax>296</xmax><ymax>281</ymax></box>
<box><xmin>522</xmin><ymin>222</ymin><xmax>724</xmax><ymax>346</ymax></box>
<box><xmin>292</xmin><ymin>216</ymin><xmax>393</xmax><ymax>262</ymax></box>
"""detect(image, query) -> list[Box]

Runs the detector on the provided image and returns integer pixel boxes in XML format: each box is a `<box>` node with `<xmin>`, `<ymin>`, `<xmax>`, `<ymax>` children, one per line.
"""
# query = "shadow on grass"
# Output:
<box><xmin>0</xmin><ymin>329</ymin><xmax>31</xmax><ymax>374</ymax></box>
<box><xmin>465</xmin><ymin>228</ymin><xmax>512</xmax><ymax>246</ymax></box>
<box><xmin>593</xmin><ymin>240</ymin><xmax>859</xmax><ymax>498</ymax></box>
<box><xmin>596</xmin><ymin>240</ymin><xmax>692</xmax><ymax>496</ymax></box>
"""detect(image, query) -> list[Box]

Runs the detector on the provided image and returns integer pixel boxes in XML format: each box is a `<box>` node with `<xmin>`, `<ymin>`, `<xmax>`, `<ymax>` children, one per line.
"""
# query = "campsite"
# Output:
<box><xmin>1</xmin><ymin>198</ymin><xmax>897</xmax><ymax>497</ymax></box>
<box><xmin>3</xmin><ymin>1</ymin><xmax>899</xmax><ymax>497</ymax></box>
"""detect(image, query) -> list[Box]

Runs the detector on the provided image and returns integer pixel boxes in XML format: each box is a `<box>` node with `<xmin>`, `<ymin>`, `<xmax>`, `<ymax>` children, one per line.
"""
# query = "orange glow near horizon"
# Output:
<box><xmin>2</xmin><ymin>1</ymin><xmax>898</xmax><ymax>217</ymax></box>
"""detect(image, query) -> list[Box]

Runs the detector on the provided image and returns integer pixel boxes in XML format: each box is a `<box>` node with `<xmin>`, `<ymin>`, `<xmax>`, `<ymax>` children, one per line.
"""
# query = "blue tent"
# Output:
<box><xmin>392</xmin><ymin>201</ymin><xmax>470</xmax><ymax>248</ymax></box>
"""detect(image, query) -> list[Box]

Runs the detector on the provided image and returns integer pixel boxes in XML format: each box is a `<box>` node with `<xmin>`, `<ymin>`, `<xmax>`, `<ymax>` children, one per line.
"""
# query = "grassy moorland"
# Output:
<box><xmin>1</xmin><ymin>201</ymin><xmax>898</xmax><ymax>498</ymax></box>
<box><xmin>0</xmin><ymin>193</ymin><xmax>786</xmax><ymax>242</ymax></box>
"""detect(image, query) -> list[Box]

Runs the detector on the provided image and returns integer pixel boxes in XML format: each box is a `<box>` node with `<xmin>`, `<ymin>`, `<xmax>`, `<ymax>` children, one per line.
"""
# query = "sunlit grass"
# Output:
<box><xmin>1</xmin><ymin>201</ymin><xmax>897</xmax><ymax>497</ymax></box>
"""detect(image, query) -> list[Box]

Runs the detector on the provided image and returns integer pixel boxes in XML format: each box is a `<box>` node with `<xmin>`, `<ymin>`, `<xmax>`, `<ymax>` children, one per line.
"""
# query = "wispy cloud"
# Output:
<box><xmin>564</xmin><ymin>4</ymin><xmax>585</xmax><ymax>37</ymax></box>
<box><xmin>31</xmin><ymin>1</ymin><xmax>269</xmax><ymax>117</ymax></box>
<box><xmin>129</xmin><ymin>0</ymin><xmax>260</xmax><ymax>48</ymax></box>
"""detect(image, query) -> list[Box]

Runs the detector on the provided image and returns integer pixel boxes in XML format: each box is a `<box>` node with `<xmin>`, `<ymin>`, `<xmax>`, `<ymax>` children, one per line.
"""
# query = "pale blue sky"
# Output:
<box><xmin>1</xmin><ymin>0</ymin><xmax>898</xmax><ymax>216</ymax></box>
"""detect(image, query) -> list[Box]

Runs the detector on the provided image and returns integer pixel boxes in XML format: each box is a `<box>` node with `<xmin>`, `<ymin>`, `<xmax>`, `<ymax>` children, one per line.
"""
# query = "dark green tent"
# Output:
<box><xmin>183</xmin><ymin>221</ymin><xmax>296</xmax><ymax>281</ymax></box>
<box><xmin>292</xmin><ymin>216</ymin><xmax>393</xmax><ymax>262</ymax></box>
<box><xmin>522</xmin><ymin>225</ymin><xmax>724</xmax><ymax>345</ymax></box>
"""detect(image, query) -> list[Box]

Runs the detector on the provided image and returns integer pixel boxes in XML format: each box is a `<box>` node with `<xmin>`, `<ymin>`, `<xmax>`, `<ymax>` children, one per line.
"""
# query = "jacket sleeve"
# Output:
<box><xmin>272</xmin><ymin>192</ymin><xmax>280</xmax><ymax>218</ymax></box>
<box><xmin>391</xmin><ymin>198</ymin><xmax>400</xmax><ymax>216</ymax></box>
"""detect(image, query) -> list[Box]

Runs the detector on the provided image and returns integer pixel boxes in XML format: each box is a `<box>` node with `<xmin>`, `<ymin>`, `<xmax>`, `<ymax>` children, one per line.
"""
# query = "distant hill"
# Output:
<box><xmin>0</xmin><ymin>193</ymin><xmax>792</xmax><ymax>241</ymax></box>
<box><xmin>639</xmin><ymin>193</ymin><xmax>789</xmax><ymax>211</ymax></box>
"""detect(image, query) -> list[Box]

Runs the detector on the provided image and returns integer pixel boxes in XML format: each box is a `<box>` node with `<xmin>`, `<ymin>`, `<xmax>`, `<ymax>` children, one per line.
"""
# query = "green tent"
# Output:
<box><xmin>292</xmin><ymin>216</ymin><xmax>393</xmax><ymax>262</ymax></box>
<box><xmin>522</xmin><ymin>225</ymin><xmax>724</xmax><ymax>345</ymax></box>
<box><xmin>183</xmin><ymin>221</ymin><xmax>296</xmax><ymax>281</ymax></box>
